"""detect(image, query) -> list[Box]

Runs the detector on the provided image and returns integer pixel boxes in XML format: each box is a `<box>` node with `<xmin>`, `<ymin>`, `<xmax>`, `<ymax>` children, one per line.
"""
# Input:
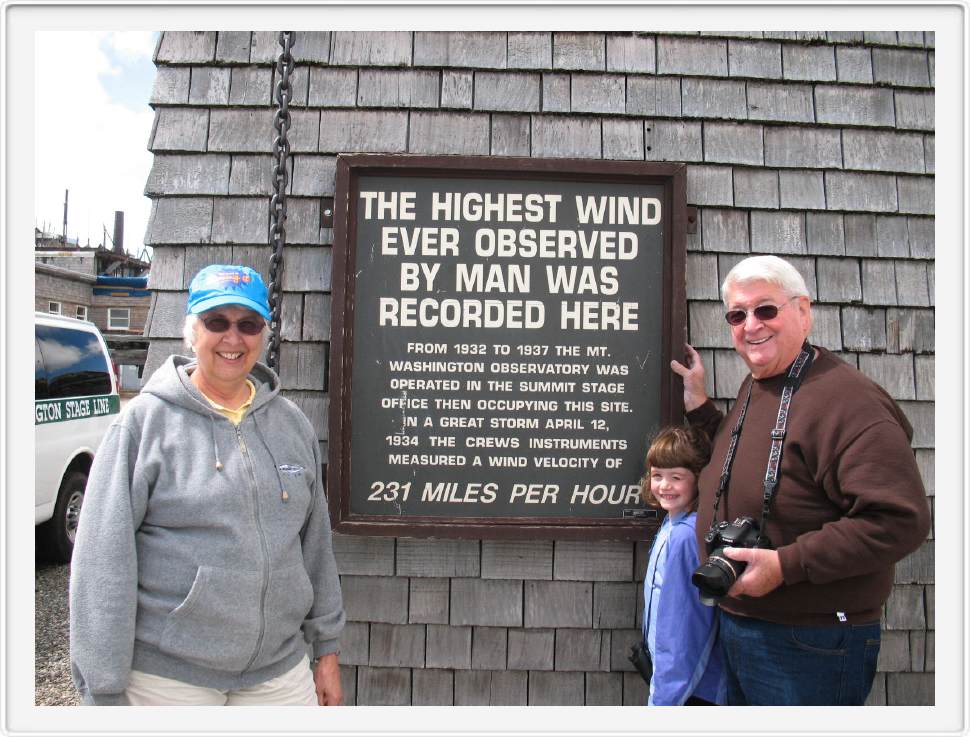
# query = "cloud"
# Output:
<box><xmin>34</xmin><ymin>31</ymin><xmax>156</xmax><ymax>256</ymax></box>
<box><xmin>104</xmin><ymin>31</ymin><xmax>157</xmax><ymax>62</ymax></box>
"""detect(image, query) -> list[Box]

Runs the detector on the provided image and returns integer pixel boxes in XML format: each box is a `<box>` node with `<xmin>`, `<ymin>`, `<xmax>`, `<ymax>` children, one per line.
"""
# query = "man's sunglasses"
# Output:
<box><xmin>724</xmin><ymin>298</ymin><xmax>797</xmax><ymax>326</ymax></box>
<box><xmin>201</xmin><ymin>315</ymin><xmax>265</xmax><ymax>336</ymax></box>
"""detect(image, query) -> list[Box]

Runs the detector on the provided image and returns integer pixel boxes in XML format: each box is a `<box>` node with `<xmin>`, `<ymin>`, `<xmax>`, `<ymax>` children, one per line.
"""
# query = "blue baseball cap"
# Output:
<box><xmin>187</xmin><ymin>265</ymin><xmax>271</xmax><ymax>320</ymax></box>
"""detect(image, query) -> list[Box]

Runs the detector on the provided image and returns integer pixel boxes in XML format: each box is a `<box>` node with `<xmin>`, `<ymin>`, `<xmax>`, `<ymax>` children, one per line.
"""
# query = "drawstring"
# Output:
<box><xmin>252</xmin><ymin>412</ymin><xmax>289</xmax><ymax>502</ymax></box>
<box><xmin>210</xmin><ymin>415</ymin><xmax>224</xmax><ymax>471</ymax></box>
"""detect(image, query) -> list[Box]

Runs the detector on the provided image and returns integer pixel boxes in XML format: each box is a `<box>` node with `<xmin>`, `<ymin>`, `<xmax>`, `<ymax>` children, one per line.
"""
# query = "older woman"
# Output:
<box><xmin>70</xmin><ymin>264</ymin><xmax>344</xmax><ymax>705</ymax></box>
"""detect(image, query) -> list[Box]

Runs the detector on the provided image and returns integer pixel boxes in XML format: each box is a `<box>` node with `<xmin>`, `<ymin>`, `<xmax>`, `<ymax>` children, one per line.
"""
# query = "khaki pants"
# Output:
<box><xmin>125</xmin><ymin>655</ymin><xmax>317</xmax><ymax>705</ymax></box>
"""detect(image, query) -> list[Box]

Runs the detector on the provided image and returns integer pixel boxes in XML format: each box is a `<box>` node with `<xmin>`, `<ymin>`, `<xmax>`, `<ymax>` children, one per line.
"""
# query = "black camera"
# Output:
<box><xmin>692</xmin><ymin>516</ymin><xmax>771</xmax><ymax>606</ymax></box>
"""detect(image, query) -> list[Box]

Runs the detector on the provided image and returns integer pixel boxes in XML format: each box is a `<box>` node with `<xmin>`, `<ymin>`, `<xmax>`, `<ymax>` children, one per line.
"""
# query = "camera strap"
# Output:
<box><xmin>709</xmin><ymin>341</ymin><xmax>815</xmax><ymax>545</ymax></box>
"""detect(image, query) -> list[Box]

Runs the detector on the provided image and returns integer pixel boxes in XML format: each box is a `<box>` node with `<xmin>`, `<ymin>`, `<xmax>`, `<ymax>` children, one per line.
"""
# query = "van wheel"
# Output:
<box><xmin>39</xmin><ymin>471</ymin><xmax>87</xmax><ymax>563</ymax></box>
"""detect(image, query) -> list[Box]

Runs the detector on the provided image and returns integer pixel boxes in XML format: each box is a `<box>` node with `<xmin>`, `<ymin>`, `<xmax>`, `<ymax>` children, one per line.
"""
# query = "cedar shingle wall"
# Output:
<box><xmin>143</xmin><ymin>30</ymin><xmax>935</xmax><ymax>705</ymax></box>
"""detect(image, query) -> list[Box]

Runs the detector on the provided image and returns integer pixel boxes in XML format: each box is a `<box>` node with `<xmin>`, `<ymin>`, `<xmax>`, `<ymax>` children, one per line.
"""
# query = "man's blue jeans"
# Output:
<box><xmin>719</xmin><ymin>610</ymin><xmax>881</xmax><ymax>705</ymax></box>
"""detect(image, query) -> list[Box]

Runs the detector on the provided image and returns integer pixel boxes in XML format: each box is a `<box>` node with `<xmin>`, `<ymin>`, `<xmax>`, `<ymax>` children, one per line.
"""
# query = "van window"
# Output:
<box><xmin>35</xmin><ymin>324</ymin><xmax>112</xmax><ymax>398</ymax></box>
<box><xmin>35</xmin><ymin>339</ymin><xmax>49</xmax><ymax>400</ymax></box>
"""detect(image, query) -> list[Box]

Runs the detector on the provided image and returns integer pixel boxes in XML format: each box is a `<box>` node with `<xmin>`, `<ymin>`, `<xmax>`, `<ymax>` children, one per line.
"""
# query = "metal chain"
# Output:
<box><xmin>266</xmin><ymin>31</ymin><xmax>294</xmax><ymax>372</ymax></box>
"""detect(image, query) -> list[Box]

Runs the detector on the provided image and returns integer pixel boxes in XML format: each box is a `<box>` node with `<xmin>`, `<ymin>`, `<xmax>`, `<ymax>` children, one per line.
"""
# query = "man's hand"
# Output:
<box><xmin>670</xmin><ymin>343</ymin><xmax>708</xmax><ymax>412</ymax></box>
<box><xmin>723</xmin><ymin>547</ymin><xmax>784</xmax><ymax>598</ymax></box>
<box><xmin>313</xmin><ymin>653</ymin><xmax>343</xmax><ymax>706</ymax></box>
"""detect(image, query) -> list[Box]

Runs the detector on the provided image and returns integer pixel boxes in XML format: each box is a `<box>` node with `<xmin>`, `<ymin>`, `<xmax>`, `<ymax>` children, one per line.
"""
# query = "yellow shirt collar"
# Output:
<box><xmin>201</xmin><ymin>380</ymin><xmax>256</xmax><ymax>426</ymax></box>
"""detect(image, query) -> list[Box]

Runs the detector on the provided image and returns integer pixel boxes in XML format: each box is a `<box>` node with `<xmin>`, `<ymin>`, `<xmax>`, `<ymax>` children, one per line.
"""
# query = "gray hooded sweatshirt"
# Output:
<box><xmin>69</xmin><ymin>356</ymin><xmax>344</xmax><ymax>705</ymax></box>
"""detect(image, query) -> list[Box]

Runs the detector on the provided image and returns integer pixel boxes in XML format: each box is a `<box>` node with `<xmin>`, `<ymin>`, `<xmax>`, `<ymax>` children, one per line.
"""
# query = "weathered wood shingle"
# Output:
<box><xmin>308</xmin><ymin>68</ymin><xmax>358</xmax><ymax>108</ymax></box>
<box><xmin>145</xmin><ymin>198</ymin><xmax>212</xmax><ymax>244</ymax></box>
<box><xmin>425</xmin><ymin>625</ymin><xmax>471</xmax><ymax>669</ymax></box>
<box><xmin>145</xmin><ymin>154</ymin><xmax>230</xmax><ymax>195</ymax></box>
<box><xmin>409</xmin><ymin>112</ymin><xmax>489</xmax><ymax>155</ymax></box>
<box><xmin>606</xmin><ymin>34</ymin><xmax>656</xmax><ymax>73</ymax></box>
<box><xmin>872</xmin><ymin>47</ymin><xmax>931</xmax><ymax>87</ymax></box>
<box><xmin>531</xmin><ymin>116</ymin><xmax>600</xmax><ymax>158</ymax></box>
<box><xmin>491</xmin><ymin>114</ymin><xmax>531</xmax><ymax>156</ymax></box>
<box><xmin>411</xmin><ymin>669</ymin><xmax>454</xmax><ymax>705</ymax></box>
<box><xmin>472</xmin><ymin>627</ymin><xmax>508</xmax><ymax>670</ymax></box>
<box><xmin>553</xmin><ymin>541</ymin><xmax>633</xmax><ymax>581</ymax></box>
<box><xmin>507</xmin><ymin>628</ymin><xmax>554</xmax><ymax>670</ymax></box>
<box><xmin>528</xmin><ymin>671</ymin><xmax>585</xmax><ymax>705</ymax></box>
<box><xmin>836</xmin><ymin>46</ymin><xmax>874</xmax><ymax>83</ymax></box>
<box><xmin>552</xmin><ymin>33</ymin><xmax>605</xmax><ymax>71</ymax></box>
<box><xmin>782</xmin><ymin>43</ymin><xmax>836</xmax><ymax>80</ymax></box>
<box><xmin>779</xmin><ymin>171</ymin><xmax>826</xmax><ymax>210</ymax></box>
<box><xmin>357</xmin><ymin>70</ymin><xmax>439</xmax><ymax>109</ymax></box>
<box><xmin>745</xmin><ymin>81</ymin><xmax>814</xmax><ymax>122</ymax></box>
<box><xmin>475</xmin><ymin>72</ymin><xmax>540</xmax><ymax>112</ymax></box>
<box><xmin>156</xmin><ymin>31</ymin><xmax>216</xmax><ymax>63</ymax></box>
<box><xmin>764</xmin><ymin>126</ymin><xmax>842</xmax><ymax>169</ymax></box>
<box><xmin>451</xmin><ymin>579</ymin><xmax>523</xmax><ymax>627</ymax></box>
<box><xmin>815</xmin><ymin>85</ymin><xmax>895</xmax><ymax>126</ymax></box>
<box><xmin>508</xmin><ymin>32</ymin><xmax>551</xmax><ymax>69</ymax></box>
<box><xmin>687</xmin><ymin>165</ymin><xmax>734</xmax><ymax>206</ymax></box>
<box><xmin>645</xmin><ymin>121</ymin><xmax>702</xmax><ymax>162</ymax></box>
<box><xmin>657</xmin><ymin>36</ymin><xmax>727</xmax><ymax>76</ymax></box>
<box><xmin>150</xmin><ymin>66</ymin><xmax>190</xmax><ymax>104</ymax></box>
<box><xmin>733</xmin><ymin>169</ymin><xmax>779</xmax><ymax>209</ymax></box>
<box><xmin>319</xmin><ymin>110</ymin><xmax>408</xmax><ymax>153</ymax></box>
<box><xmin>414</xmin><ymin>31</ymin><xmax>506</xmax><ymax>69</ymax></box>
<box><xmin>843</xmin><ymin>130</ymin><xmax>926</xmax><ymax>174</ymax></box>
<box><xmin>895</xmin><ymin>91</ymin><xmax>934</xmax><ymax>131</ymax></box>
<box><xmin>704</xmin><ymin>122</ymin><xmax>763</xmax><ymax>165</ymax></box>
<box><xmin>682</xmin><ymin>78</ymin><xmax>747</xmax><ymax>119</ymax></box>
<box><xmin>826</xmin><ymin>172</ymin><xmax>898</xmax><ymax>212</ymax></box>
<box><xmin>441</xmin><ymin>71</ymin><xmax>473</xmax><ymax>109</ymax></box>
<box><xmin>627</xmin><ymin>77</ymin><xmax>682</xmax><ymax>116</ymax></box>
<box><xmin>397</xmin><ymin>538</ymin><xmax>480</xmax><ymax>578</ymax></box>
<box><xmin>571</xmin><ymin>74</ymin><xmax>625</xmax><ymax>114</ymax></box>
<box><xmin>482</xmin><ymin>540</ymin><xmax>552</xmax><ymax>579</ymax></box>
<box><xmin>702</xmin><ymin>208</ymin><xmax>749</xmax><ymax>252</ymax></box>
<box><xmin>603</xmin><ymin>119</ymin><xmax>645</xmax><ymax>160</ymax></box>
<box><xmin>455</xmin><ymin>670</ymin><xmax>527</xmax><ymax>705</ymax></box>
<box><xmin>409</xmin><ymin>578</ymin><xmax>449</xmax><ymax>624</ymax></box>
<box><xmin>524</xmin><ymin>581</ymin><xmax>592</xmax><ymax>628</ymax></box>
<box><xmin>332</xmin><ymin>31</ymin><xmax>412</xmax><ymax>66</ymax></box>
<box><xmin>750</xmin><ymin>211</ymin><xmax>806</xmax><ymax>254</ymax></box>
<box><xmin>727</xmin><ymin>39</ymin><xmax>782</xmax><ymax>78</ymax></box>
<box><xmin>341</xmin><ymin>576</ymin><xmax>409</xmax><ymax>624</ymax></box>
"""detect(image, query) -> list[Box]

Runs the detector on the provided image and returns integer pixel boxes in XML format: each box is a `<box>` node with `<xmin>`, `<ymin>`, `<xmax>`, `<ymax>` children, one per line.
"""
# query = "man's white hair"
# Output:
<box><xmin>721</xmin><ymin>255</ymin><xmax>811</xmax><ymax>306</ymax></box>
<box><xmin>181</xmin><ymin>313</ymin><xmax>269</xmax><ymax>352</ymax></box>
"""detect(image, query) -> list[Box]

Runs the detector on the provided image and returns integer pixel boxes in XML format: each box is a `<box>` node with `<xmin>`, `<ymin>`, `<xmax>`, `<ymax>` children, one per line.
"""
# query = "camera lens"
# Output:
<box><xmin>691</xmin><ymin>549</ymin><xmax>746</xmax><ymax>605</ymax></box>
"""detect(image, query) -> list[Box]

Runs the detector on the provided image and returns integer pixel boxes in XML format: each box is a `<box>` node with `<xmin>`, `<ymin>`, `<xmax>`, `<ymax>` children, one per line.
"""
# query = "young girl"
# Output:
<box><xmin>641</xmin><ymin>426</ymin><xmax>725</xmax><ymax>706</ymax></box>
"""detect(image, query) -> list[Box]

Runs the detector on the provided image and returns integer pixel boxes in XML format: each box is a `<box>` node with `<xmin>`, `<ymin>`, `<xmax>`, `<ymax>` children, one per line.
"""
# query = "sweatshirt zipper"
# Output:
<box><xmin>237</xmin><ymin>423</ymin><xmax>270</xmax><ymax>673</ymax></box>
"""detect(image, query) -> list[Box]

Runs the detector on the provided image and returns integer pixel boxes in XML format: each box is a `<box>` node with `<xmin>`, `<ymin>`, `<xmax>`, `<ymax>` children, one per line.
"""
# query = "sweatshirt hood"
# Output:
<box><xmin>142</xmin><ymin>354</ymin><xmax>281</xmax><ymax>416</ymax></box>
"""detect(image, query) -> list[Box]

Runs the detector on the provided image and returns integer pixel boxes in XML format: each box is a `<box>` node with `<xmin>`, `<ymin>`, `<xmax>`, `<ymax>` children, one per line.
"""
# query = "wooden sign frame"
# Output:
<box><xmin>328</xmin><ymin>155</ymin><xmax>687</xmax><ymax>540</ymax></box>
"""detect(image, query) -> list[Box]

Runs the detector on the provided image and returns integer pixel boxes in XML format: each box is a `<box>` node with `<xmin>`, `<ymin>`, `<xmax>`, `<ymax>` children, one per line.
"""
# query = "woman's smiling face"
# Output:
<box><xmin>192</xmin><ymin>305</ymin><xmax>265</xmax><ymax>393</ymax></box>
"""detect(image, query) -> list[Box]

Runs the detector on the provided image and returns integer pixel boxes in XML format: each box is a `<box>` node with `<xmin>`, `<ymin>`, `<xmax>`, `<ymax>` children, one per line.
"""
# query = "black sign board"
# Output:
<box><xmin>329</xmin><ymin>155</ymin><xmax>687</xmax><ymax>540</ymax></box>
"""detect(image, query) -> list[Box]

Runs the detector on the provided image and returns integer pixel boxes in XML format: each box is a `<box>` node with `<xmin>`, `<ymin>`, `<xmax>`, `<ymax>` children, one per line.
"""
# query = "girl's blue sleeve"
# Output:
<box><xmin>649</xmin><ymin>524</ymin><xmax>717</xmax><ymax>706</ymax></box>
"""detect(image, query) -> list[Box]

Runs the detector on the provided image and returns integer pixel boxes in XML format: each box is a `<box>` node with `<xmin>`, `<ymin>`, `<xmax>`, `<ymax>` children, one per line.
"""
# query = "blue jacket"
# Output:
<box><xmin>643</xmin><ymin>510</ymin><xmax>725</xmax><ymax>705</ymax></box>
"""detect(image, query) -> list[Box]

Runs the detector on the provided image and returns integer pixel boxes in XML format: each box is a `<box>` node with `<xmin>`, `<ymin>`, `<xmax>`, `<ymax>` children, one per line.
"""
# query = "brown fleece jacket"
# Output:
<box><xmin>688</xmin><ymin>346</ymin><xmax>931</xmax><ymax>626</ymax></box>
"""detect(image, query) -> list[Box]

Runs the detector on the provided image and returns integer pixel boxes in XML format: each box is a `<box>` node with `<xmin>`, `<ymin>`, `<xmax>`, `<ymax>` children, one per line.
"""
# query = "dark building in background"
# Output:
<box><xmin>35</xmin><ymin>229</ymin><xmax>152</xmax><ymax>390</ymax></box>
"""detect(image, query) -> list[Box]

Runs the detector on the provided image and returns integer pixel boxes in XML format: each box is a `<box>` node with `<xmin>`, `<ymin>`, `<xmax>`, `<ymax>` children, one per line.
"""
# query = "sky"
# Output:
<box><xmin>34</xmin><ymin>31</ymin><xmax>158</xmax><ymax>258</ymax></box>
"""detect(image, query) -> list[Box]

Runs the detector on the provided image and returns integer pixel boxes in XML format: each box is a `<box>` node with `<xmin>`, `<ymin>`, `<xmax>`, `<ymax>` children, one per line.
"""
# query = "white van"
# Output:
<box><xmin>35</xmin><ymin>312</ymin><xmax>120</xmax><ymax>561</ymax></box>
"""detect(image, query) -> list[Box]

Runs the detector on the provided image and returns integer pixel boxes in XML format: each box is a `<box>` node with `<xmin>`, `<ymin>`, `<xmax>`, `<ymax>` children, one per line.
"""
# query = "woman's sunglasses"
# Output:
<box><xmin>201</xmin><ymin>315</ymin><xmax>265</xmax><ymax>336</ymax></box>
<box><xmin>724</xmin><ymin>298</ymin><xmax>796</xmax><ymax>326</ymax></box>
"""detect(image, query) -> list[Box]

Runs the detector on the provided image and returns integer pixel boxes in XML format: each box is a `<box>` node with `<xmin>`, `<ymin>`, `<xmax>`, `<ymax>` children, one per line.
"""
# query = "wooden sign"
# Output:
<box><xmin>329</xmin><ymin>155</ymin><xmax>687</xmax><ymax>540</ymax></box>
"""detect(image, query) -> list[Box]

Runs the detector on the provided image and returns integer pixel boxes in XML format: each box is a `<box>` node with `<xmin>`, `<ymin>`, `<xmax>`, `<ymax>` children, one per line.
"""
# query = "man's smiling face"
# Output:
<box><xmin>726</xmin><ymin>280</ymin><xmax>812</xmax><ymax>379</ymax></box>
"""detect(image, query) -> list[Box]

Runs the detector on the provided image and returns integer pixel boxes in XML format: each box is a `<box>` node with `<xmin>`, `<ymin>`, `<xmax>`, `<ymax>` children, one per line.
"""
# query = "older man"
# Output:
<box><xmin>671</xmin><ymin>255</ymin><xmax>930</xmax><ymax>705</ymax></box>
